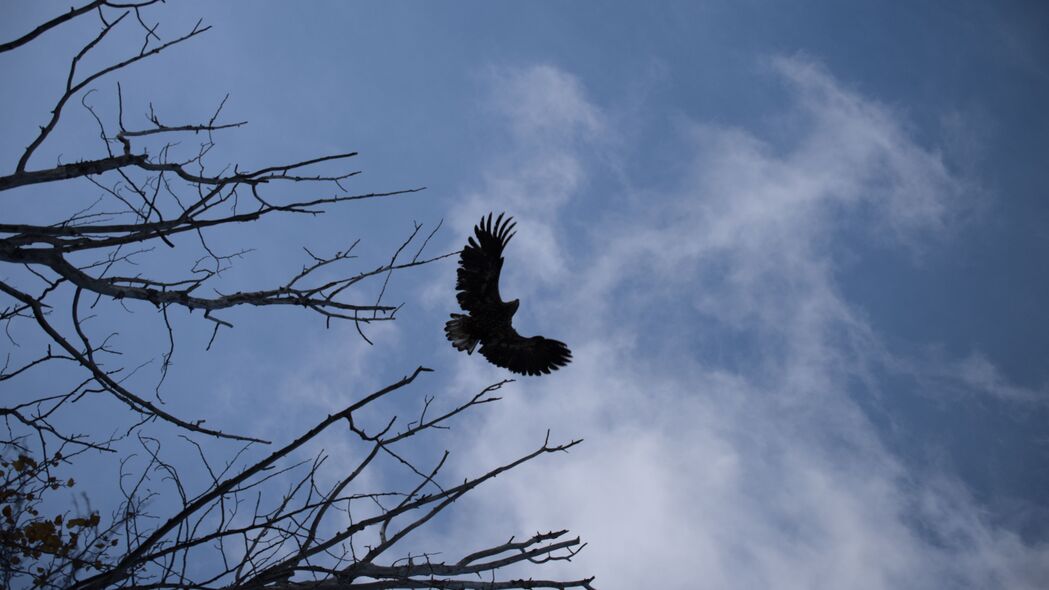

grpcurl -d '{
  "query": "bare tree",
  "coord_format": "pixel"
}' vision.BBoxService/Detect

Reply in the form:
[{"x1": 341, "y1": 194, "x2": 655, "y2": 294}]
[{"x1": 0, "y1": 3, "x2": 593, "y2": 589}]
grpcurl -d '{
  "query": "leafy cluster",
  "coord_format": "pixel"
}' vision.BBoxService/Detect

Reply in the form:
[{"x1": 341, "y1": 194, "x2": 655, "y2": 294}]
[{"x1": 1, "y1": 451, "x2": 119, "y2": 588}]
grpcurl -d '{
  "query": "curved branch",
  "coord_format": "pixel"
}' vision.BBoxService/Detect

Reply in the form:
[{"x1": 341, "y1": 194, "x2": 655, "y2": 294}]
[
  {"x1": 0, "y1": 245, "x2": 398, "y2": 318},
  {"x1": 16, "y1": 17, "x2": 210, "y2": 172},
  {"x1": 0, "y1": 280, "x2": 268, "y2": 444},
  {"x1": 70, "y1": 367, "x2": 433, "y2": 590},
  {"x1": 0, "y1": 1, "x2": 106, "y2": 54}
]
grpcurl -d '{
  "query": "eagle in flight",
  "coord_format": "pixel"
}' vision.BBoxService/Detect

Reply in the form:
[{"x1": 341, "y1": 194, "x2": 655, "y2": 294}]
[{"x1": 445, "y1": 213, "x2": 572, "y2": 376}]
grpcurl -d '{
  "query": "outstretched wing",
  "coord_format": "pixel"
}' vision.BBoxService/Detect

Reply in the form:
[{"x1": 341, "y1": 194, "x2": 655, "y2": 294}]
[
  {"x1": 455, "y1": 213, "x2": 517, "y2": 313},
  {"x1": 479, "y1": 329, "x2": 572, "y2": 376}
]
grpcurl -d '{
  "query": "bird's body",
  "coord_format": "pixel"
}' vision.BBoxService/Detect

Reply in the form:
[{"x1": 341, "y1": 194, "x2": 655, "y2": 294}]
[{"x1": 445, "y1": 213, "x2": 571, "y2": 376}]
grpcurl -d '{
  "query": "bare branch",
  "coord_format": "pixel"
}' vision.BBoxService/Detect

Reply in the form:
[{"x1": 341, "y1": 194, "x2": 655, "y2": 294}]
[
  {"x1": 1, "y1": 5, "x2": 591, "y2": 590},
  {"x1": 0, "y1": 1, "x2": 106, "y2": 54},
  {"x1": 16, "y1": 16, "x2": 210, "y2": 173},
  {"x1": 0, "y1": 280, "x2": 268, "y2": 444}
]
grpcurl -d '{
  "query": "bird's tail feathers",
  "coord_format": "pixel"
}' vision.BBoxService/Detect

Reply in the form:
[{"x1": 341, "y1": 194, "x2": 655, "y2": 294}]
[{"x1": 445, "y1": 314, "x2": 479, "y2": 354}]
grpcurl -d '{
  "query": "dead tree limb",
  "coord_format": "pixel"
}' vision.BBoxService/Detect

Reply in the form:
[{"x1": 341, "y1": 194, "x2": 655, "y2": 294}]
[{"x1": 1, "y1": 4, "x2": 593, "y2": 589}]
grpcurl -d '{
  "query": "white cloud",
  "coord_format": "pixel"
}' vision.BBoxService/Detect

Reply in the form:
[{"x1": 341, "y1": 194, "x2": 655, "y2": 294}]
[
  {"x1": 909, "y1": 350, "x2": 1049, "y2": 405},
  {"x1": 425, "y1": 58, "x2": 1049, "y2": 589},
  {"x1": 444, "y1": 64, "x2": 608, "y2": 297},
  {"x1": 488, "y1": 64, "x2": 605, "y2": 147}
]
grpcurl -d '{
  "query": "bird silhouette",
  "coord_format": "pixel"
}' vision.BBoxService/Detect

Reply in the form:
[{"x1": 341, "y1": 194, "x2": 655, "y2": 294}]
[{"x1": 445, "y1": 213, "x2": 571, "y2": 376}]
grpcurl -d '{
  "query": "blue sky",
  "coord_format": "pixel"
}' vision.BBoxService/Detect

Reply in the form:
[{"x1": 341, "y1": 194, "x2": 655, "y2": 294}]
[{"x1": 2, "y1": 1, "x2": 1048, "y2": 588}]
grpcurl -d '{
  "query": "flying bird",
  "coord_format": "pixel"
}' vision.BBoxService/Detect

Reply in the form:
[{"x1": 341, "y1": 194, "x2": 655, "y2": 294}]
[{"x1": 445, "y1": 213, "x2": 572, "y2": 376}]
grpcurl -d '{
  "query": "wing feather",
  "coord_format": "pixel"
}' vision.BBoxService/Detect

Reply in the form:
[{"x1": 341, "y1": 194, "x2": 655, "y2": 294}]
[
  {"x1": 479, "y1": 328, "x2": 573, "y2": 376},
  {"x1": 455, "y1": 213, "x2": 516, "y2": 313}
]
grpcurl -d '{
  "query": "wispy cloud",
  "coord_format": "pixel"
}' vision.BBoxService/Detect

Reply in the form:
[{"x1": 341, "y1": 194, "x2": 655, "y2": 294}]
[
  {"x1": 425, "y1": 58, "x2": 1048, "y2": 589},
  {"x1": 452, "y1": 65, "x2": 607, "y2": 293}
]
